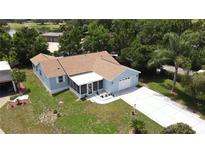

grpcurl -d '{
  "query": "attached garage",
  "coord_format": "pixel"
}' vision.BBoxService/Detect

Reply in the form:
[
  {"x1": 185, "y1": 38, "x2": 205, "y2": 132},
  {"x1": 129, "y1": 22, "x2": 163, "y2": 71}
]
[{"x1": 119, "y1": 77, "x2": 131, "y2": 91}]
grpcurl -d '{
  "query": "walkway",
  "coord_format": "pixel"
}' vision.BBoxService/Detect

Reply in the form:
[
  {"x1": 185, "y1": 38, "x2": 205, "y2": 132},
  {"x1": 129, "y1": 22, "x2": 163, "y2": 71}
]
[
  {"x1": 89, "y1": 87, "x2": 205, "y2": 133},
  {"x1": 120, "y1": 87, "x2": 205, "y2": 134}
]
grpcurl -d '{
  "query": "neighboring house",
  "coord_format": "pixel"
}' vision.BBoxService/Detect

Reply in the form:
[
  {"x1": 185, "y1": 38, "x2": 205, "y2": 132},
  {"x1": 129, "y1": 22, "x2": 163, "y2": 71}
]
[
  {"x1": 42, "y1": 32, "x2": 63, "y2": 53},
  {"x1": 42, "y1": 32, "x2": 63, "y2": 42},
  {"x1": 197, "y1": 70, "x2": 205, "y2": 73},
  {"x1": 30, "y1": 51, "x2": 141, "y2": 98},
  {"x1": 0, "y1": 61, "x2": 17, "y2": 96},
  {"x1": 162, "y1": 65, "x2": 195, "y2": 75}
]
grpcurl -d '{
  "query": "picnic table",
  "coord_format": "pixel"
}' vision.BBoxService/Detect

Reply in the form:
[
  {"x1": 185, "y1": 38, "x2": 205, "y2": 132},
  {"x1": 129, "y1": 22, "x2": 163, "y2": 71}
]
[{"x1": 7, "y1": 94, "x2": 30, "y2": 109}]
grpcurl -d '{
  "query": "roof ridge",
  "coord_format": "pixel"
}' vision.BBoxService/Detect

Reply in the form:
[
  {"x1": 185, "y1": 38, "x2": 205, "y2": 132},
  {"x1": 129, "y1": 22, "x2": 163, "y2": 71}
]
[
  {"x1": 59, "y1": 51, "x2": 108, "y2": 59},
  {"x1": 41, "y1": 53, "x2": 52, "y2": 60},
  {"x1": 56, "y1": 58, "x2": 67, "y2": 76},
  {"x1": 100, "y1": 57, "x2": 121, "y2": 66}
]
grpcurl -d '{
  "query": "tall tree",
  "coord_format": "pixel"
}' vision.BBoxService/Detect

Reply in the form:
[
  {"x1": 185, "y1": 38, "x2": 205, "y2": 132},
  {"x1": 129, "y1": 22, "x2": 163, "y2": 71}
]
[
  {"x1": 82, "y1": 22, "x2": 111, "y2": 52},
  {"x1": 0, "y1": 30, "x2": 18, "y2": 66},
  {"x1": 120, "y1": 38, "x2": 156, "y2": 74},
  {"x1": 13, "y1": 27, "x2": 48, "y2": 66},
  {"x1": 0, "y1": 30, "x2": 12, "y2": 55},
  {"x1": 181, "y1": 30, "x2": 205, "y2": 70},
  {"x1": 137, "y1": 19, "x2": 193, "y2": 45},
  {"x1": 148, "y1": 32, "x2": 188, "y2": 92},
  {"x1": 59, "y1": 23, "x2": 83, "y2": 55},
  {"x1": 110, "y1": 20, "x2": 138, "y2": 54}
]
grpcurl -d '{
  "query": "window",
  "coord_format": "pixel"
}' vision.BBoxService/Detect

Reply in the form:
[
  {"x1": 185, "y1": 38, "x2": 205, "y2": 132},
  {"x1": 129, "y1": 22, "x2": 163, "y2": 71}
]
[
  {"x1": 58, "y1": 76, "x2": 64, "y2": 83},
  {"x1": 70, "y1": 79, "x2": 80, "y2": 94},
  {"x1": 99, "y1": 80, "x2": 103, "y2": 89},
  {"x1": 93, "y1": 82, "x2": 97, "y2": 91},
  {"x1": 81, "y1": 84, "x2": 87, "y2": 94},
  {"x1": 39, "y1": 70, "x2": 42, "y2": 76},
  {"x1": 36, "y1": 65, "x2": 38, "y2": 71}
]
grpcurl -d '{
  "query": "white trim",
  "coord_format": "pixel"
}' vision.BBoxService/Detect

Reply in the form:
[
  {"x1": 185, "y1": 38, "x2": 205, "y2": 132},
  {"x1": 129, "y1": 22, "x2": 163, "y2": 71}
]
[
  {"x1": 56, "y1": 75, "x2": 65, "y2": 84},
  {"x1": 70, "y1": 72, "x2": 103, "y2": 86},
  {"x1": 56, "y1": 77, "x2": 59, "y2": 83},
  {"x1": 127, "y1": 68, "x2": 141, "y2": 74},
  {"x1": 34, "y1": 71, "x2": 51, "y2": 92},
  {"x1": 87, "y1": 83, "x2": 93, "y2": 95},
  {"x1": 110, "y1": 68, "x2": 140, "y2": 81},
  {"x1": 69, "y1": 86, "x2": 81, "y2": 98},
  {"x1": 12, "y1": 80, "x2": 17, "y2": 92}
]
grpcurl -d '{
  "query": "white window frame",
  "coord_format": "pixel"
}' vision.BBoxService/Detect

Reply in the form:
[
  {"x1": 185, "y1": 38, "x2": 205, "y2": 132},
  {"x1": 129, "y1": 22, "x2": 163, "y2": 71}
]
[{"x1": 56, "y1": 76, "x2": 65, "y2": 84}]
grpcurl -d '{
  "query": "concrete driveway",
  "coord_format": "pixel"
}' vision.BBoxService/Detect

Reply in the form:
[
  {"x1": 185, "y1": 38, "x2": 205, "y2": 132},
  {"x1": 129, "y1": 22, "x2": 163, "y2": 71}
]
[
  {"x1": 0, "y1": 96, "x2": 9, "y2": 134},
  {"x1": 120, "y1": 87, "x2": 205, "y2": 134},
  {"x1": 0, "y1": 96, "x2": 9, "y2": 108}
]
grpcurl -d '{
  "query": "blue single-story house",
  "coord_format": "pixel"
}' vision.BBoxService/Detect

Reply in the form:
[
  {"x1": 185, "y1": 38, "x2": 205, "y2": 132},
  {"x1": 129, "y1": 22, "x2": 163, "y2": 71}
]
[{"x1": 30, "y1": 51, "x2": 140, "y2": 98}]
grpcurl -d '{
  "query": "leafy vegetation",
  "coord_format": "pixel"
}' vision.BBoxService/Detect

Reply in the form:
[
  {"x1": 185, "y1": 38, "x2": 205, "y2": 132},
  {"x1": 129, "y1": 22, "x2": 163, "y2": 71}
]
[
  {"x1": 130, "y1": 118, "x2": 147, "y2": 134},
  {"x1": 8, "y1": 22, "x2": 61, "y2": 32},
  {"x1": 1, "y1": 19, "x2": 205, "y2": 128},
  {"x1": 13, "y1": 27, "x2": 49, "y2": 65},
  {"x1": 161, "y1": 123, "x2": 196, "y2": 134},
  {"x1": 183, "y1": 73, "x2": 205, "y2": 102},
  {"x1": 11, "y1": 69, "x2": 26, "y2": 84}
]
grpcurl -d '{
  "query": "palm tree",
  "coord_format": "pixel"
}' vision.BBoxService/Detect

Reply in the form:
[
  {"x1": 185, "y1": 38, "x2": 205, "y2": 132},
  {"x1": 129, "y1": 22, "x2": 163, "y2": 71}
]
[{"x1": 148, "y1": 32, "x2": 187, "y2": 92}]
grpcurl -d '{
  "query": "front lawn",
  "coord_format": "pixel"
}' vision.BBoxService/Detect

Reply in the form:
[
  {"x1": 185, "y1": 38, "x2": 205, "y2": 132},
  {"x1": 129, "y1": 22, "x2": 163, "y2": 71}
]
[
  {"x1": 0, "y1": 69, "x2": 163, "y2": 134},
  {"x1": 141, "y1": 76, "x2": 205, "y2": 119}
]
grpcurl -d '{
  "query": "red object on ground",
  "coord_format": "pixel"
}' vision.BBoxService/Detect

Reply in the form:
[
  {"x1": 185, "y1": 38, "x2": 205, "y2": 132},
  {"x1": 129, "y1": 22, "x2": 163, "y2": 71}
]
[
  {"x1": 18, "y1": 82, "x2": 26, "y2": 94},
  {"x1": 171, "y1": 88, "x2": 177, "y2": 94}
]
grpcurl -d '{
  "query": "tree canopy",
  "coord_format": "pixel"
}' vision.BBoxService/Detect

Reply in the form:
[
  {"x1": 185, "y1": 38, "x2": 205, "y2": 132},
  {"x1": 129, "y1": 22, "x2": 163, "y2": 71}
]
[
  {"x1": 59, "y1": 23, "x2": 83, "y2": 56},
  {"x1": 82, "y1": 21, "x2": 111, "y2": 52},
  {"x1": 13, "y1": 27, "x2": 49, "y2": 66},
  {"x1": 1, "y1": 19, "x2": 205, "y2": 103},
  {"x1": 12, "y1": 68, "x2": 26, "y2": 84},
  {"x1": 184, "y1": 72, "x2": 205, "y2": 102}
]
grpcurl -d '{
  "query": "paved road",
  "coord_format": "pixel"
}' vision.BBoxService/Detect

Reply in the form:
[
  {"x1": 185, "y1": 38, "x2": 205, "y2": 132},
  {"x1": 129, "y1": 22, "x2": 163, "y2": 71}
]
[
  {"x1": 0, "y1": 129, "x2": 5, "y2": 134},
  {"x1": 0, "y1": 96, "x2": 10, "y2": 134},
  {"x1": 0, "y1": 96, "x2": 9, "y2": 108},
  {"x1": 120, "y1": 87, "x2": 205, "y2": 134}
]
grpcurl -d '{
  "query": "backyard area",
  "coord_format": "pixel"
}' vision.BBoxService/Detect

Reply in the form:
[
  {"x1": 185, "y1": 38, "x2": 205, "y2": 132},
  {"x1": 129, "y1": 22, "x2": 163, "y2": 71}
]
[
  {"x1": 7, "y1": 22, "x2": 62, "y2": 32},
  {"x1": 0, "y1": 69, "x2": 162, "y2": 134},
  {"x1": 141, "y1": 76, "x2": 205, "y2": 119}
]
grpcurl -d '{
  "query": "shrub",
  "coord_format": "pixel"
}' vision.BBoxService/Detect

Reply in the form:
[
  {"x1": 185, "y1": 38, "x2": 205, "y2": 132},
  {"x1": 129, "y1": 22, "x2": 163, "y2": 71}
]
[
  {"x1": 130, "y1": 118, "x2": 147, "y2": 134},
  {"x1": 183, "y1": 73, "x2": 205, "y2": 103},
  {"x1": 11, "y1": 69, "x2": 26, "y2": 84},
  {"x1": 161, "y1": 123, "x2": 196, "y2": 134}
]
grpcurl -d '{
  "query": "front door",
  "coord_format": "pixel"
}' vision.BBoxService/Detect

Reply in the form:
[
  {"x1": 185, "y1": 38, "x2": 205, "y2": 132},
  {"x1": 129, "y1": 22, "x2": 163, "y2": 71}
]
[{"x1": 87, "y1": 83, "x2": 93, "y2": 95}]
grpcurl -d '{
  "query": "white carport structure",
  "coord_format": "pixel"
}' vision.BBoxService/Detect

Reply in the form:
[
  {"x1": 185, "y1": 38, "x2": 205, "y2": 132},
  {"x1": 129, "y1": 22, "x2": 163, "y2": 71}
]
[
  {"x1": 0, "y1": 61, "x2": 17, "y2": 92},
  {"x1": 69, "y1": 72, "x2": 104, "y2": 97}
]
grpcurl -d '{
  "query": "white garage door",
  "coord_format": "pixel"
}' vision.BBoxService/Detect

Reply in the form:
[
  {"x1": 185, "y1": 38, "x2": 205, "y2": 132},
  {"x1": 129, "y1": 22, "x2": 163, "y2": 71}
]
[{"x1": 119, "y1": 77, "x2": 131, "y2": 91}]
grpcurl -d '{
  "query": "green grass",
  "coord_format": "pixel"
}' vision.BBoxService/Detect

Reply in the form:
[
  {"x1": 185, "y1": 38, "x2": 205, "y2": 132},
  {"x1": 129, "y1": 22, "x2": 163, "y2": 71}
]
[
  {"x1": 8, "y1": 22, "x2": 62, "y2": 32},
  {"x1": 141, "y1": 76, "x2": 205, "y2": 119},
  {"x1": 0, "y1": 69, "x2": 163, "y2": 134}
]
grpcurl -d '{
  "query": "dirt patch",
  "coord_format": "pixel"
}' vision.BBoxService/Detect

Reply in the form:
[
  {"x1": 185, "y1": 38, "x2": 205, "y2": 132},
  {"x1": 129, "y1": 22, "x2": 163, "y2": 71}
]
[{"x1": 39, "y1": 110, "x2": 58, "y2": 126}]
